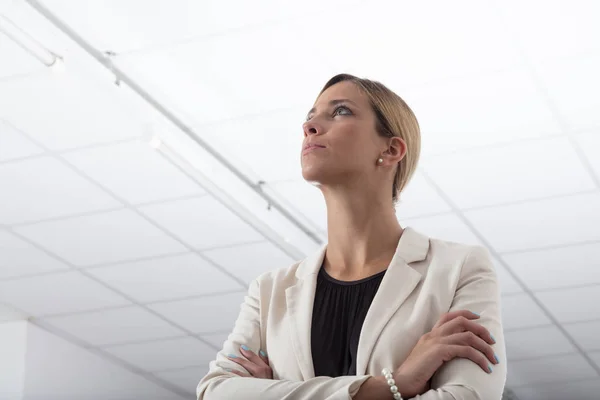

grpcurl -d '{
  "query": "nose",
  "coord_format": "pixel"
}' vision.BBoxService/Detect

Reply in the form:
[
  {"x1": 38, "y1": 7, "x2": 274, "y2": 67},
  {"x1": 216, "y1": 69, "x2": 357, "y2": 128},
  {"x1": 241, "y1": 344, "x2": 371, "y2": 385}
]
[{"x1": 303, "y1": 120, "x2": 321, "y2": 137}]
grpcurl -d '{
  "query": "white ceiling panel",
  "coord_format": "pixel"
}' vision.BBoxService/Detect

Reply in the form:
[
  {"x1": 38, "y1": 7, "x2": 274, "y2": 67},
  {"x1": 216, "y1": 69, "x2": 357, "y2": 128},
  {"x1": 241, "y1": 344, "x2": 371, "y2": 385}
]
[
  {"x1": 423, "y1": 137, "x2": 595, "y2": 209},
  {"x1": 536, "y1": 55, "x2": 600, "y2": 131},
  {"x1": 513, "y1": 378, "x2": 600, "y2": 400},
  {"x1": 0, "y1": 271, "x2": 130, "y2": 316},
  {"x1": 0, "y1": 71, "x2": 145, "y2": 150},
  {"x1": 564, "y1": 320, "x2": 600, "y2": 352},
  {"x1": 504, "y1": 325, "x2": 575, "y2": 361},
  {"x1": 577, "y1": 131, "x2": 600, "y2": 179},
  {"x1": 0, "y1": 120, "x2": 44, "y2": 162},
  {"x1": 270, "y1": 180, "x2": 327, "y2": 232},
  {"x1": 88, "y1": 253, "x2": 242, "y2": 303},
  {"x1": 0, "y1": 230, "x2": 68, "y2": 279},
  {"x1": 203, "y1": 241, "x2": 296, "y2": 285},
  {"x1": 507, "y1": 353, "x2": 596, "y2": 387},
  {"x1": 536, "y1": 286, "x2": 600, "y2": 323},
  {"x1": 63, "y1": 140, "x2": 205, "y2": 204},
  {"x1": 105, "y1": 337, "x2": 215, "y2": 372},
  {"x1": 304, "y1": 0, "x2": 520, "y2": 88},
  {"x1": 148, "y1": 291, "x2": 246, "y2": 334},
  {"x1": 154, "y1": 366, "x2": 207, "y2": 395},
  {"x1": 198, "y1": 331, "x2": 230, "y2": 349},
  {"x1": 0, "y1": 28, "x2": 45, "y2": 78},
  {"x1": 41, "y1": 0, "x2": 362, "y2": 54},
  {"x1": 502, "y1": 242, "x2": 600, "y2": 291},
  {"x1": 13, "y1": 209, "x2": 187, "y2": 266},
  {"x1": 41, "y1": 306, "x2": 185, "y2": 346},
  {"x1": 499, "y1": 0, "x2": 600, "y2": 62},
  {"x1": 465, "y1": 193, "x2": 600, "y2": 253},
  {"x1": 395, "y1": 171, "x2": 452, "y2": 219},
  {"x1": 0, "y1": 156, "x2": 120, "y2": 225},
  {"x1": 401, "y1": 213, "x2": 482, "y2": 246},
  {"x1": 590, "y1": 352, "x2": 600, "y2": 371},
  {"x1": 501, "y1": 294, "x2": 551, "y2": 330},
  {"x1": 196, "y1": 109, "x2": 305, "y2": 182},
  {"x1": 115, "y1": 21, "x2": 335, "y2": 126},
  {"x1": 0, "y1": 301, "x2": 27, "y2": 322},
  {"x1": 400, "y1": 68, "x2": 561, "y2": 157},
  {"x1": 139, "y1": 196, "x2": 263, "y2": 250},
  {"x1": 494, "y1": 261, "x2": 524, "y2": 295}
]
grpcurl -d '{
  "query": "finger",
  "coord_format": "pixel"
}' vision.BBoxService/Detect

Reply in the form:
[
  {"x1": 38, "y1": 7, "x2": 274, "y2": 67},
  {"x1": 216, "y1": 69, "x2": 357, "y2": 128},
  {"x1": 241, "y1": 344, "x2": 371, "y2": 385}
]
[
  {"x1": 439, "y1": 316, "x2": 495, "y2": 345},
  {"x1": 258, "y1": 349, "x2": 269, "y2": 364},
  {"x1": 226, "y1": 354, "x2": 256, "y2": 375},
  {"x1": 433, "y1": 310, "x2": 480, "y2": 330},
  {"x1": 240, "y1": 346, "x2": 269, "y2": 368},
  {"x1": 443, "y1": 332, "x2": 499, "y2": 365},
  {"x1": 444, "y1": 344, "x2": 493, "y2": 374},
  {"x1": 226, "y1": 368, "x2": 249, "y2": 377}
]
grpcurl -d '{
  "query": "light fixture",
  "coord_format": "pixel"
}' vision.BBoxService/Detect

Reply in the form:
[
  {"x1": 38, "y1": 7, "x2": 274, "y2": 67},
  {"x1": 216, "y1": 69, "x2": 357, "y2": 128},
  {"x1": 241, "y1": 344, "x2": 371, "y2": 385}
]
[{"x1": 0, "y1": 14, "x2": 61, "y2": 68}]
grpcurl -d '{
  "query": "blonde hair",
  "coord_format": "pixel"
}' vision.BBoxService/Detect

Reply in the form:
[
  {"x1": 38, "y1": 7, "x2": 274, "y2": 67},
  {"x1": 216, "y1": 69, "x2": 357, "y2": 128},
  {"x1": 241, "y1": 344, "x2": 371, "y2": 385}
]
[{"x1": 319, "y1": 74, "x2": 421, "y2": 202}]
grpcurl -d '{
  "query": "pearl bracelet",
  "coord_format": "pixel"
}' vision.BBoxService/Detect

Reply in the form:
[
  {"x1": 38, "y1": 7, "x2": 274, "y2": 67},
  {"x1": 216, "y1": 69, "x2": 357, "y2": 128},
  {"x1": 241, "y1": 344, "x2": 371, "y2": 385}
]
[{"x1": 381, "y1": 369, "x2": 403, "y2": 400}]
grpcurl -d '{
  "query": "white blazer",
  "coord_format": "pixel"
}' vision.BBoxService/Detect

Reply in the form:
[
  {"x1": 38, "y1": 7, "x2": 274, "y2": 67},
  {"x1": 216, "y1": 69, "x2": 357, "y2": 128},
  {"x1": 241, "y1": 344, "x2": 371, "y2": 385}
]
[{"x1": 197, "y1": 227, "x2": 507, "y2": 399}]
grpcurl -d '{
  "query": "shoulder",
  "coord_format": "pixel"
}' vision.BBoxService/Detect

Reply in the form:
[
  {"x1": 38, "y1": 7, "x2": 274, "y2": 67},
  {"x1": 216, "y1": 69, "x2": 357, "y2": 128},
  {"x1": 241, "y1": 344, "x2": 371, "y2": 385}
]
[{"x1": 424, "y1": 235, "x2": 496, "y2": 280}]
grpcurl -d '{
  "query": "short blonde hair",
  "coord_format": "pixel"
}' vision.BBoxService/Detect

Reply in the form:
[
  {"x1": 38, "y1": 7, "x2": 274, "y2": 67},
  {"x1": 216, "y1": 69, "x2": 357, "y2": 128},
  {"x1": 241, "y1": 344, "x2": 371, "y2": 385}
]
[{"x1": 319, "y1": 74, "x2": 421, "y2": 202}]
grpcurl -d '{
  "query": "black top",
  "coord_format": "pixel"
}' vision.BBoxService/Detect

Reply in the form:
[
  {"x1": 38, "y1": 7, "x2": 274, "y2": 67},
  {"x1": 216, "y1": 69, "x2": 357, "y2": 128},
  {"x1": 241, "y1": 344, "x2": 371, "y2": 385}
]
[{"x1": 311, "y1": 266, "x2": 386, "y2": 377}]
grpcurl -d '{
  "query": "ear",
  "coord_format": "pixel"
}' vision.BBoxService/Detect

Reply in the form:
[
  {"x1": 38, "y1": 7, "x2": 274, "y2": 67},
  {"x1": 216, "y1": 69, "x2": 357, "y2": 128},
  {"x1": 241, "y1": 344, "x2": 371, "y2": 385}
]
[{"x1": 383, "y1": 137, "x2": 407, "y2": 164}]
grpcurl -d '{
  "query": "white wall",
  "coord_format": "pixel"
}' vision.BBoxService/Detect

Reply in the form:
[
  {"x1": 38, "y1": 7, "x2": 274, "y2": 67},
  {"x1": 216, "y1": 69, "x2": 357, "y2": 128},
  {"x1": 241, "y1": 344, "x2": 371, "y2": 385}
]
[{"x1": 0, "y1": 321, "x2": 27, "y2": 400}]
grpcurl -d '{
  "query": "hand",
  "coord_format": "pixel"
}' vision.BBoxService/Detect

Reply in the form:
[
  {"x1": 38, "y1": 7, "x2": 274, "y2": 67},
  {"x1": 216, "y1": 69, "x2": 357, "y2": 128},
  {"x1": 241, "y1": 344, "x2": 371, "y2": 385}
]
[
  {"x1": 393, "y1": 310, "x2": 499, "y2": 398},
  {"x1": 226, "y1": 345, "x2": 273, "y2": 379}
]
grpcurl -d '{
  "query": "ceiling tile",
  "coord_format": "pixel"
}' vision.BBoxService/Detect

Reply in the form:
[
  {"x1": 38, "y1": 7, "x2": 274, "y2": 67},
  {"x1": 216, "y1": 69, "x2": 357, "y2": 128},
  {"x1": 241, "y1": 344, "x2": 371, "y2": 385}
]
[
  {"x1": 502, "y1": 242, "x2": 600, "y2": 291},
  {"x1": 464, "y1": 193, "x2": 600, "y2": 252},
  {"x1": 198, "y1": 109, "x2": 305, "y2": 182},
  {"x1": 507, "y1": 353, "x2": 596, "y2": 387},
  {"x1": 590, "y1": 352, "x2": 600, "y2": 371},
  {"x1": 564, "y1": 320, "x2": 600, "y2": 352},
  {"x1": 0, "y1": 25, "x2": 45, "y2": 78},
  {"x1": 198, "y1": 332, "x2": 230, "y2": 349},
  {"x1": 494, "y1": 260, "x2": 524, "y2": 295},
  {"x1": 536, "y1": 286, "x2": 600, "y2": 323},
  {"x1": 0, "y1": 120, "x2": 44, "y2": 162},
  {"x1": 0, "y1": 301, "x2": 28, "y2": 323},
  {"x1": 0, "y1": 271, "x2": 130, "y2": 316},
  {"x1": 41, "y1": 306, "x2": 185, "y2": 346},
  {"x1": 502, "y1": 294, "x2": 551, "y2": 330},
  {"x1": 577, "y1": 131, "x2": 600, "y2": 180},
  {"x1": 499, "y1": 0, "x2": 600, "y2": 61},
  {"x1": 504, "y1": 326, "x2": 575, "y2": 361},
  {"x1": 396, "y1": 171, "x2": 452, "y2": 219},
  {"x1": 13, "y1": 209, "x2": 187, "y2": 266},
  {"x1": 139, "y1": 196, "x2": 263, "y2": 250},
  {"x1": 105, "y1": 337, "x2": 215, "y2": 372},
  {"x1": 0, "y1": 156, "x2": 121, "y2": 225},
  {"x1": 423, "y1": 137, "x2": 595, "y2": 208},
  {"x1": 513, "y1": 378, "x2": 600, "y2": 400},
  {"x1": 270, "y1": 180, "x2": 327, "y2": 232},
  {"x1": 148, "y1": 291, "x2": 246, "y2": 334},
  {"x1": 203, "y1": 241, "x2": 295, "y2": 285},
  {"x1": 400, "y1": 68, "x2": 561, "y2": 157},
  {"x1": 88, "y1": 253, "x2": 242, "y2": 303},
  {"x1": 536, "y1": 55, "x2": 600, "y2": 131},
  {"x1": 154, "y1": 366, "x2": 207, "y2": 395},
  {"x1": 401, "y1": 213, "x2": 482, "y2": 246},
  {"x1": 0, "y1": 230, "x2": 68, "y2": 279},
  {"x1": 0, "y1": 71, "x2": 145, "y2": 150},
  {"x1": 63, "y1": 140, "x2": 205, "y2": 204}
]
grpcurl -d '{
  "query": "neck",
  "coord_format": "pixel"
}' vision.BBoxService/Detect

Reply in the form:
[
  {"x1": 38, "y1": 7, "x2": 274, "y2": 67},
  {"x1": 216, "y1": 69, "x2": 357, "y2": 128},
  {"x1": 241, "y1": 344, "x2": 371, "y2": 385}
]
[{"x1": 321, "y1": 187, "x2": 403, "y2": 280}]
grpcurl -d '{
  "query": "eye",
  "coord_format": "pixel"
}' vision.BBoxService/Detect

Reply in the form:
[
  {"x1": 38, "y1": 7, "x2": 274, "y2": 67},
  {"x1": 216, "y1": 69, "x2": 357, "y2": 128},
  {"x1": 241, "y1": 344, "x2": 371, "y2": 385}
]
[{"x1": 333, "y1": 105, "x2": 353, "y2": 117}]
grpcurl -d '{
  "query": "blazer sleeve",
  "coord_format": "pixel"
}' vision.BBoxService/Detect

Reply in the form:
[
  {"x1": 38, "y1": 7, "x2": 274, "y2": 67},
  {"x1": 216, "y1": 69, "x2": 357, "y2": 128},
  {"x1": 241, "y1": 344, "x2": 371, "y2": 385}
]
[
  {"x1": 196, "y1": 277, "x2": 371, "y2": 400},
  {"x1": 411, "y1": 245, "x2": 508, "y2": 400}
]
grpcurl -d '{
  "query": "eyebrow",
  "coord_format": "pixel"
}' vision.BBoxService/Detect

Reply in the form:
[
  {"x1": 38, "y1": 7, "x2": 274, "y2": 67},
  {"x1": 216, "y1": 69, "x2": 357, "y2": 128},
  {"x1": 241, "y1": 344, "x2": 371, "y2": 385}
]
[{"x1": 306, "y1": 98, "x2": 358, "y2": 118}]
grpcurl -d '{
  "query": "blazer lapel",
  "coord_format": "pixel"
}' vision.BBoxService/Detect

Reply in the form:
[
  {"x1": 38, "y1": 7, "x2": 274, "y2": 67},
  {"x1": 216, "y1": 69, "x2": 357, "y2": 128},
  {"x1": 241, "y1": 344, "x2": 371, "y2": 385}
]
[
  {"x1": 355, "y1": 227, "x2": 429, "y2": 375},
  {"x1": 285, "y1": 245, "x2": 326, "y2": 380}
]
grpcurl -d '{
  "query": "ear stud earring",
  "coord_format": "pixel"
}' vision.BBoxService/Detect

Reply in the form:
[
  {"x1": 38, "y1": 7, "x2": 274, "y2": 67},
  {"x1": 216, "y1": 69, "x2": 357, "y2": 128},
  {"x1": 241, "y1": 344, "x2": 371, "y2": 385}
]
[{"x1": 377, "y1": 158, "x2": 384, "y2": 165}]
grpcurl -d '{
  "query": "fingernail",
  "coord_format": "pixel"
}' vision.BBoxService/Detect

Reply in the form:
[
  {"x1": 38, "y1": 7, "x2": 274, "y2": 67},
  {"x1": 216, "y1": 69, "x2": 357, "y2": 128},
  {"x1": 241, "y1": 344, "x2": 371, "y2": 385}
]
[
  {"x1": 488, "y1": 364, "x2": 493, "y2": 373},
  {"x1": 490, "y1": 334, "x2": 496, "y2": 343},
  {"x1": 472, "y1": 311, "x2": 480, "y2": 316},
  {"x1": 227, "y1": 354, "x2": 238, "y2": 358},
  {"x1": 494, "y1": 354, "x2": 500, "y2": 364},
  {"x1": 259, "y1": 350, "x2": 267, "y2": 357},
  {"x1": 240, "y1": 345, "x2": 250, "y2": 351}
]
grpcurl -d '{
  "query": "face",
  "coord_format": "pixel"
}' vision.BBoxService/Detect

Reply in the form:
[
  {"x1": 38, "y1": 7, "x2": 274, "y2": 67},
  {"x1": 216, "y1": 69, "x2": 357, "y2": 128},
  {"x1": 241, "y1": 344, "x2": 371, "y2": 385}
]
[{"x1": 301, "y1": 81, "x2": 387, "y2": 187}]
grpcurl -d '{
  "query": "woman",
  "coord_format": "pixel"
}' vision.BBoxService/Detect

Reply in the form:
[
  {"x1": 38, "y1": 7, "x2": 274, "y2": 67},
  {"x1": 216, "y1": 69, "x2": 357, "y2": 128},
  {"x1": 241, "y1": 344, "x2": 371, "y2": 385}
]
[{"x1": 197, "y1": 74, "x2": 507, "y2": 399}]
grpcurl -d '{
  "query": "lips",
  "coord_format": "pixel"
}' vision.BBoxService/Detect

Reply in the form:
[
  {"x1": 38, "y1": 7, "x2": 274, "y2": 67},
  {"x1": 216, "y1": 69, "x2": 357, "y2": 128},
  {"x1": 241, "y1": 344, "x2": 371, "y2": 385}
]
[{"x1": 303, "y1": 143, "x2": 326, "y2": 151}]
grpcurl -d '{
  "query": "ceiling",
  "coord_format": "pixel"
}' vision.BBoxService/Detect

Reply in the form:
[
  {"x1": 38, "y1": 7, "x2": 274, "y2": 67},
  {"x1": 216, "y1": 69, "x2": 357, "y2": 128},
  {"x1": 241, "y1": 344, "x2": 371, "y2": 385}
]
[{"x1": 1, "y1": 0, "x2": 599, "y2": 399}]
